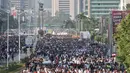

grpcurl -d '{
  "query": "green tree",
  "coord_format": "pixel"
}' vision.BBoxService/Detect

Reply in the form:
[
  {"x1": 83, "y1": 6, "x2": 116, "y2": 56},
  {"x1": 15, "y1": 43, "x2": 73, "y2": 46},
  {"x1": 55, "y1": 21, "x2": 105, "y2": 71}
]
[
  {"x1": 76, "y1": 13, "x2": 99, "y2": 32},
  {"x1": 76, "y1": 13, "x2": 88, "y2": 31},
  {"x1": 0, "y1": 15, "x2": 18, "y2": 33},
  {"x1": 64, "y1": 20, "x2": 76, "y2": 28},
  {"x1": 89, "y1": 16, "x2": 99, "y2": 31},
  {"x1": 126, "y1": 4, "x2": 130, "y2": 10},
  {"x1": 114, "y1": 14, "x2": 130, "y2": 72},
  {"x1": 94, "y1": 35, "x2": 102, "y2": 42},
  {"x1": 49, "y1": 11, "x2": 71, "y2": 27}
]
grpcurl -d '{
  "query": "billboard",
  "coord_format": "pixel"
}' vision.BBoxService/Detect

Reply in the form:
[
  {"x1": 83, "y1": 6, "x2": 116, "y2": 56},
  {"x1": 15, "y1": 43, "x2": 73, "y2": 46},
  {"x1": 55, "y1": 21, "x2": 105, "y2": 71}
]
[
  {"x1": 80, "y1": 31, "x2": 91, "y2": 39},
  {"x1": 112, "y1": 10, "x2": 130, "y2": 33}
]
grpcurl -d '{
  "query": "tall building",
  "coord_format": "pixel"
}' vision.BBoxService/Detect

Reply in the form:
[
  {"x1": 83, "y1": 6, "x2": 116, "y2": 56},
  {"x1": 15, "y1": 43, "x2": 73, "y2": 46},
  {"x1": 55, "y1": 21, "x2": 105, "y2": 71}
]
[
  {"x1": 10, "y1": 0, "x2": 35, "y2": 10},
  {"x1": 52, "y1": 0, "x2": 76, "y2": 19},
  {"x1": 0, "y1": 0, "x2": 9, "y2": 19},
  {"x1": 0, "y1": 0, "x2": 9, "y2": 33},
  {"x1": 77, "y1": 0, "x2": 86, "y2": 14},
  {"x1": 120, "y1": 0, "x2": 130, "y2": 10},
  {"x1": 86, "y1": 0, "x2": 120, "y2": 18},
  {"x1": 0, "y1": 0, "x2": 8, "y2": 9}
]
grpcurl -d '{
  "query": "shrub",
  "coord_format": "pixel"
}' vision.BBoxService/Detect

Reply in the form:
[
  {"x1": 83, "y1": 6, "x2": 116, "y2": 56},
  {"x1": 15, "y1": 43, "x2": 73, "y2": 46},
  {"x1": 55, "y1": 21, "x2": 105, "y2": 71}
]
[
  {"x1": 0, "y1": 62, "x2": 23, "y2": 73},
  {"x1": 21, "y1": 57, "x2": 29, "y2": 63}
]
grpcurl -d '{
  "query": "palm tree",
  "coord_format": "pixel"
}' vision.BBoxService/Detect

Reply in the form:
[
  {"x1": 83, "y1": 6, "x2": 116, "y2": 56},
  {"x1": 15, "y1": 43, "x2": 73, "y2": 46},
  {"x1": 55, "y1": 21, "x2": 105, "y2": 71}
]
[
  {"x1": 76, "y1": 13, "x2": 85, "y2": 31},
  {"x1": 126, "y1": 3, "x2": 130, "y2": 10},
  {"x1": 76, "y1": 13, "x2": 100, "y2": 32},
  {"x1": 76, "y1": 13, "x2": 90, "y2": 31},
  {"x1": 64, "y1": 20, "x2": 76, "y2": 29},
  {"x1": 89, "y1": 16, "x2": 99, "y2": 31}
]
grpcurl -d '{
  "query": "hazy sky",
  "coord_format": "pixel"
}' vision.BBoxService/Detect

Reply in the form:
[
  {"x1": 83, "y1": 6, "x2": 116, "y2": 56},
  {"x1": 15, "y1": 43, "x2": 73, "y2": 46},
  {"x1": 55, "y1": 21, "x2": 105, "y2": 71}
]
[{"x1": 42, "y1": 0, "x2": 52, "y2": 8}]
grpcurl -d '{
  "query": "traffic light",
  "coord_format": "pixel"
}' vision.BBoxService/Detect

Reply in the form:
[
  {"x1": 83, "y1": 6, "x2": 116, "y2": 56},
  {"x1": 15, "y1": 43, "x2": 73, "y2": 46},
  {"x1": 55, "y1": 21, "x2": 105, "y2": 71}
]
[{"x1": 39, "y1": 3, "x2": 44, "y2": 11}]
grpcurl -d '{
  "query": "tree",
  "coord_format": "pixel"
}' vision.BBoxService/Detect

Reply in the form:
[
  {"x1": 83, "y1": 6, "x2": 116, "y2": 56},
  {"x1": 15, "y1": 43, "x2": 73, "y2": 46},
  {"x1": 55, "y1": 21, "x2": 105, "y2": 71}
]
[
  {"x1": 76, "y1": 13, "x2": 88, "y2": 31},
  {"x1": 64, "y1": 20, "x2": 76, "y2": 28},
  {"x1": 76, "y1": 13, "x2": 99, "y2": 32},
  {"x1": 48, "y1": 11, "x2": 71, "y2": 27},
  {"x1": 126, "y1": 4, "x2": 130, "y2": 10},
  {"x1": 94, "y1": 35, "x2": 102, "y2": 42},
  {"x1": 114, "y1": 14, "x2": 130, "y2": 72},
  {"x1": 0, "y1": 15, "x2": 18, "y2": 33},
  {"x1": 89, "y1": 16, "x2": 99, "y2": 31}
]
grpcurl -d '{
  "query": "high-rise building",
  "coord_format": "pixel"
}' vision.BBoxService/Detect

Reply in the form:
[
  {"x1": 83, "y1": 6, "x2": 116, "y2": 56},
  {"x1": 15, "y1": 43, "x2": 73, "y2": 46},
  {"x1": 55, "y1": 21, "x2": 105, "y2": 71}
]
[
  {"x1": 120, "y1": 0, "x2": 130, "y2": 10},
  {"x1": 77, "y1": 0, "x2": 86, "y2": 14},
  {"x1": 0, "y1": 0, "x2": 8, "y2": 10},
  {"x1": 86, "y1": 0, "x2": 120, "y2": 18},
  {"x1": 0, "y1": 0, "x2": 9, "y2": 18},
  {"x1": 0, "y1": 0, "x2": 9, "y2": 33},
  {"x1": 52, "y1": 0, "x2": 76, "y2": 19},
  {"x1": 0, "y1": 0, "x2": 9, "y2": 20},
  {"x1": 10, "y1": 0, "x2": 35, "y2": 10}
]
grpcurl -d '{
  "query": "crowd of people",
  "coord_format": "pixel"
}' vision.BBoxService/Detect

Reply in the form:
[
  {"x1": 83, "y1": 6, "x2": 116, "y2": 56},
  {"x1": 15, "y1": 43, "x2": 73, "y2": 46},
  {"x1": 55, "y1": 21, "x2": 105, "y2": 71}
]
[
  {"x1": 0, "y1": 35, "x2": 26, "y2": 62},
  {"x1": 23, "y1": 36, "x2": 126, "y2": 73}
]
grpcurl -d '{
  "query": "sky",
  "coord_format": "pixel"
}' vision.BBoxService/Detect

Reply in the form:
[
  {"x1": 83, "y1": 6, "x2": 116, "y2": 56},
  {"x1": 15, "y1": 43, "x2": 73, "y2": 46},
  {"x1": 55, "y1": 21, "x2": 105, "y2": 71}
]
[{"x1": 41, "y1": 0, "x2": 52, "y2": 8}]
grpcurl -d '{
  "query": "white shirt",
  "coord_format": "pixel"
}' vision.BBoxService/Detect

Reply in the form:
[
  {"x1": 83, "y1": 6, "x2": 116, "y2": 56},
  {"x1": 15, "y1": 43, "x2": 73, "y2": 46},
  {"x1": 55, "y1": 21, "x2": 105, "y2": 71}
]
[
  {"x1": 84, "y1": 70, "x2": 90, "y2": 73},
  {"x1": 78, "y1": 69, "x2": 83, "y2": 73}
]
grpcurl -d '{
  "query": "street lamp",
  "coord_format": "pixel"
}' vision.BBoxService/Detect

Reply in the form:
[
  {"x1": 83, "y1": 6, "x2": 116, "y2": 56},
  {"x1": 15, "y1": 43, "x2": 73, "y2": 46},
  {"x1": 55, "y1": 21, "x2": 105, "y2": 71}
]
[
  {"x1": 0, "y1": 8, "x2": 10, "y2": 68},
  {"x1": 17, "y1": 11, "x2": 26, "y2": 63},
  {"x1": 27, "y1": 9, "x2": 33, "y2": 35},
  {"x1": 38, "y1": 2, "x2": 44, "y2": 29},
  {"x1": 6, "y1": 11, "x2": 10, "y2": 69},
  {"x1": 18, "y1": 12, "x2": 21, "y2": 63}
]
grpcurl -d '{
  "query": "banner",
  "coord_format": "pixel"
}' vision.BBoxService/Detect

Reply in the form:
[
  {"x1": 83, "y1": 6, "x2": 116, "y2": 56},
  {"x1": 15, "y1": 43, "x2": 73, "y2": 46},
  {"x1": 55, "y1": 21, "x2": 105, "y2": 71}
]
[{"x1": 112, "y1": 10, "x2": 130, "y2": 33}]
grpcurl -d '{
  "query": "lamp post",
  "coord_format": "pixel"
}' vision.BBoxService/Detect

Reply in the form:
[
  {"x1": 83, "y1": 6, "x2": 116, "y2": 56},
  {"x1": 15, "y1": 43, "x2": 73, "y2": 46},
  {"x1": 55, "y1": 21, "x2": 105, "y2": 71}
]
[
  {"x1": 28, "y1": 9, "x2": 33, "y2": 35},
  {"x1": 6, "y1": 0, "x2": 11, "y2": 68},
  {"x1": 7, "y1": 11, "x2": 10, "y2": 68},
  {"x1": 18, "y1": 11, "x2": 26, "y2": 63},
  {"x1": 18, "y1": 12, "x2": 21, "y2": 63},
  {"x1": 0, "y1": 3, "x2": 11, "y2": 69},
  {"x1": 38, "y1": 2, "x2": 44, "y2": 29},
  {"x1": 108, "y1": 11, "x2": 113, "y2": 57},
  {"x1": 0, "y1": 5, "x2": 11, "y2": 69}
]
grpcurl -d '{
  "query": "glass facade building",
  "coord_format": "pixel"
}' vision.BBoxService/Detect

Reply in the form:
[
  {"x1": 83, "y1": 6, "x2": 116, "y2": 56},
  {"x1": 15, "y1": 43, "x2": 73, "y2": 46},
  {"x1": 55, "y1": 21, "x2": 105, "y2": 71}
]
[
  {"x1": 77, "y1": 0, "x2": 86, "y2": 14},
  {"x1": 86, "y1": 0, "x2": 120, "y2": 18},
  {"x1": 52, "y1": 0, "x2": 76, "y2": 19},
  {"x1": 0, "y1": 0, "x2": 9, "y2": 34}
]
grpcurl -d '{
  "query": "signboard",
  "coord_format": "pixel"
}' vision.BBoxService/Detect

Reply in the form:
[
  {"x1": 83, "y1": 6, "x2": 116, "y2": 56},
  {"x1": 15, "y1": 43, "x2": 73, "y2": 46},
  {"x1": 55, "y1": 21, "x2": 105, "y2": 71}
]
[
  {"x1": 80, "y1": 31, "x2": 91, "y2": 39},
  {"x1": 47, "y1": 29, "x2": 52, "y2": 34},
  {"x1": 25, "y1": 36, "x2": 33, "y2": 46},
  {"x1": 112, "y1": 10, "x2": 130, "y2": 33},
  {"x1": 43, "y1": 27, "x2": 46, "y2": 30},
  {"x1": 112, "y1": 11, "x2": 122, "y2": 25}
]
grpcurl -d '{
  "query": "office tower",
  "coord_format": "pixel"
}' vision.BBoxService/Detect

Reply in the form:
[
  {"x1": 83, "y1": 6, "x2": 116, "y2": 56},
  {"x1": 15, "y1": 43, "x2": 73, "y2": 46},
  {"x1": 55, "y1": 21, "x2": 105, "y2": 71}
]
[
  {"x1": 0, "y1": 0, "x2": 9, "y2": 22},
  {"x1": 10, "y1": 0, "x2": 35, "y2": 10},
  {"x1": 0, "y1": 0, "x2": 8, "y2": 9},
  {"x1": 52, "y1": 0, "x2": 76, "y2": 19},
  {"x1": 77, "y1": 0, "x2": 86, "y2": 14},
  {"x1": 86, "y1": 0, "x2": 120, "y2": 18}
]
